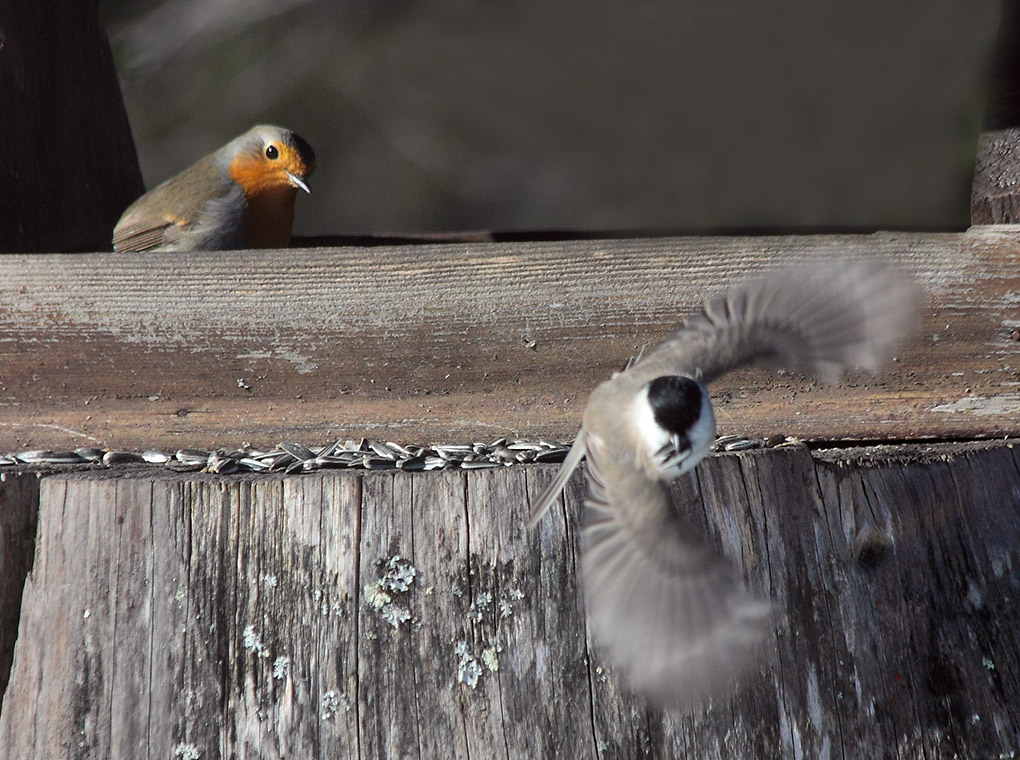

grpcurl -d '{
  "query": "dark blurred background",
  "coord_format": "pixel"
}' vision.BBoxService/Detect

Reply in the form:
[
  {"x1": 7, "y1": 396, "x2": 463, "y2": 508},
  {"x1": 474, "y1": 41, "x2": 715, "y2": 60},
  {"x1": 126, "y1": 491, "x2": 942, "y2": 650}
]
[{"x1": 100, "y1": 0, "x2": 1000, "y2": 236}]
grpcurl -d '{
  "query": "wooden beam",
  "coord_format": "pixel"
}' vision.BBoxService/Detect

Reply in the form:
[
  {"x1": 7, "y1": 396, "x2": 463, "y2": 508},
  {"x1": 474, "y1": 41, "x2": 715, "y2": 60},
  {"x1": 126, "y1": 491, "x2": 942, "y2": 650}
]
[
  {"x1": 0, "y1": 230, "x2": 1017, "y2": 452},
  {"x1": 1, "y1": 441, "x2": 1018, "y2": 757},
  {"x1": 972, "y1": 129, "x2": 1020, "y2": 224}
]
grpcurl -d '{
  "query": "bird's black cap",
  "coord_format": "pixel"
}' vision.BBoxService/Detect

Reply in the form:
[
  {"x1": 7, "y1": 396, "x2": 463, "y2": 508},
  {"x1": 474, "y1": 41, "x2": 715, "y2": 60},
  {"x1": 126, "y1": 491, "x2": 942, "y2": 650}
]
[{"x1": 647, "y1": 375, "x2": 703, "y2": 436}]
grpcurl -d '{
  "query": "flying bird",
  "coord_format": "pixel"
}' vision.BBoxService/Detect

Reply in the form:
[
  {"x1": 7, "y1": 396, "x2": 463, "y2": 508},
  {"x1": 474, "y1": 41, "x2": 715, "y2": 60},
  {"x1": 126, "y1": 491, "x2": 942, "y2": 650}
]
[
  {"x1": 112, "y1": 125, "x2": 315, "y2": 252},
  {"x1": 529, "y1": 259, "x2": 919, "y2": 709}
]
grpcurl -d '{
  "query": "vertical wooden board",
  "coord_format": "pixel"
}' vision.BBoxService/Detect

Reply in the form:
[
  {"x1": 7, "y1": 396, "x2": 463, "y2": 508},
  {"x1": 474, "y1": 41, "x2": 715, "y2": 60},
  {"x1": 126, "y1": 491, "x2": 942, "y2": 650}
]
[
  {"x1": 203, "y1": 475, "x2": 364, "y2": 759},
  {"x1": 314, "y1": 474, "x2": 362, "y2": 756},
  {"x1": 357, "y1": 471, "x2": 422, "y2": 758},
  {"x1": 939, "y1": 449, "x2": 1020, "y2": 751},
  {"x1": 406, "y1": 468, "x2": 471, "y2": 759},
  {"x1": 77, "y1": 478, "x2": 119, "y2": 759},
  {"x1": 854, "y1": 456, "x2": 1020, "y2": 758},
  {"x1": 518, "y1": 464, "x2": 599, "y2": 759},
  {"x1": 0, "y1": 472, "x2": 39, "y2": 709},
  {"x1": 231, "y1": 478, "x2": 284, "y2": 758},
  {"x1": 735, "y1": 447, "x2": 846, "y2": 758},
  {"x1": 0, "y1": 476, "x2": 150, "y2": 759},
  {"x1": 461, "y1": 466, "x2": 593, "y2": 758},
  {"x1": 180, "y1": 479, "x2": 238, "y2": 760},
  {"x1": 108, "y1": 478, "x2": 156, "y2": 758},
  {"x1": 851, "y1": 462, "x2": 941, "y2": 756},
  {"x1": 145, "y1": 478, "x2": 207, "y2": 759},
  {"x1": 811, "y1": 462, "x2": 905, "y2": 760},
  {"x1": 0, "y1": 479, "x2": 70, "y2": 758},
  {"x1": 139, "y1": 474, "x2": 364, "y2": 760},
  {"x1": 458, "y1": 466, "x2": 517, "y2": 758}
]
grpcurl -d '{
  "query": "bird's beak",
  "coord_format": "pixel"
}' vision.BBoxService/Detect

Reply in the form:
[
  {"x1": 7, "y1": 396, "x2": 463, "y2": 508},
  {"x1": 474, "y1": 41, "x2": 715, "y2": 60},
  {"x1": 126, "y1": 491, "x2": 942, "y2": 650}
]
[{"x1": 286, "y1": 172, "x2": 311, "y2": 194}]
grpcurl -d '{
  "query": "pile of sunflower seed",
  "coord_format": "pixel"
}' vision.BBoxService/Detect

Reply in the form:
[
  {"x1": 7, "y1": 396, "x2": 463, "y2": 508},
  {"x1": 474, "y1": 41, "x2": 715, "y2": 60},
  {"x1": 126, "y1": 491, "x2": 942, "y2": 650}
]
[{"x1": 0, "y1": 434, "x2": 763, "y2": 474}]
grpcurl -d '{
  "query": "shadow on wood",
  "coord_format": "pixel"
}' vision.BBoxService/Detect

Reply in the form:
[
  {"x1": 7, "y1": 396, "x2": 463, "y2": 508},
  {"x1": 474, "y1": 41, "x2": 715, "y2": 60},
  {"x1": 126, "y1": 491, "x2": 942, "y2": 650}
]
[
  {"x1": 1, "y1": 442, "x2": 1018, "y2": 758},
  {"x1": 0, "y1": 474, "x2": 39, "y2": 702}
]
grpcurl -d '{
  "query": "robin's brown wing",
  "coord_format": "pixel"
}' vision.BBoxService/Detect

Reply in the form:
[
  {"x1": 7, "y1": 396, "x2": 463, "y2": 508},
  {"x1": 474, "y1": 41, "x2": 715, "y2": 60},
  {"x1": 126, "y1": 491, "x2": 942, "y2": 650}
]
[{"x1": 112, "y1": 156, "x2": 225, "y2": 252}]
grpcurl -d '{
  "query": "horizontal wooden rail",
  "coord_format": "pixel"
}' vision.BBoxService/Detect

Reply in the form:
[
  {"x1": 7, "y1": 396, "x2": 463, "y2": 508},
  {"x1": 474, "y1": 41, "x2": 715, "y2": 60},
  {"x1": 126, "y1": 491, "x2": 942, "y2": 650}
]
[{"x1": 0, "y1": 229, "x2": 1017, "y2": 452}]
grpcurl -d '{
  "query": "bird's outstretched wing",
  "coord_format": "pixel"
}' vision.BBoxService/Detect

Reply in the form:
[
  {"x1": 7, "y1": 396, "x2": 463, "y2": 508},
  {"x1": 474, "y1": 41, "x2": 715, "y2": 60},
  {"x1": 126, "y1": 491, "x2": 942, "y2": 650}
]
[
  {"x1": 582, "y1": 434, "x2": 775, "y2": 709},
  {"x1": 632, "y1": 259, "x2": 920, "y2": 385},
  {"x1": 528, "y1": 428, "x2": 587, "y2": 526},
  {"x1": 528, "y1": 259, "x2": 919, "y2": 526}
]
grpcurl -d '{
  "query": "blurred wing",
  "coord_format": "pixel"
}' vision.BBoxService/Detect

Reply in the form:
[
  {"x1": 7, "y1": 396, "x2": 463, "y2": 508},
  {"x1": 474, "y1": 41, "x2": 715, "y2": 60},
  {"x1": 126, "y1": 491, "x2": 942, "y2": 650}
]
[
  {"x1": 582, "y1": 436, "x2": 775, "y2": 709},
  {"x1": 633, "y1": 259, "x2": 920, "y2": 385},
  {"x1": 527, "y1": 428, "x2": 586, "y2": 527}
]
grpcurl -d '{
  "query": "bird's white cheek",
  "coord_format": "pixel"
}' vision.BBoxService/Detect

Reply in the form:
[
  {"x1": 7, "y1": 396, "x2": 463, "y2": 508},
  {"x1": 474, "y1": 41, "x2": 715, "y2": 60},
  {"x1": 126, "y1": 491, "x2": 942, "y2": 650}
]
[{"x1": 689, "y1": 397, "x2": 717, "y2": 462}]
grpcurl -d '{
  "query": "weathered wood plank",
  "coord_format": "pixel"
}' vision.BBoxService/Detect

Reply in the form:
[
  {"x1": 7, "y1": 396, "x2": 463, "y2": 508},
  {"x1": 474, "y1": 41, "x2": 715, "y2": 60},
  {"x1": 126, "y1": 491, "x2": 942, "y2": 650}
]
[
  {"x1": 972, "y1": 128, "x2": 1020, "y2": 224},
  {"x1": 357, "y1": 471, "x2": 421, "y2": 757},
  {"x1": 0, "y1": 229, "x2": 1016, "y2": 452},
  {"x1": 406, "y1": 470, "x2": 471, "y2": 758},
  {"x1": 1, "y1": 443, "x2": 1018, "y2": 758},
  {"x1": 0, "y1": 473, "x2": 39, "y2": 714}
]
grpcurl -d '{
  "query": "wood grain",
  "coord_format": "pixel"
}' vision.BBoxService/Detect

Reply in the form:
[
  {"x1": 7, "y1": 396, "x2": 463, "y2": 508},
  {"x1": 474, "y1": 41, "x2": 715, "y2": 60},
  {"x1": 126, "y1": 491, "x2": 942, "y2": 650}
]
[
  {"x1": 1, "y1": 441, "x2": 1018, "y2": 758},
  {"x1": 0, "y1": 230, "x2": 1017, "y2": 452}
]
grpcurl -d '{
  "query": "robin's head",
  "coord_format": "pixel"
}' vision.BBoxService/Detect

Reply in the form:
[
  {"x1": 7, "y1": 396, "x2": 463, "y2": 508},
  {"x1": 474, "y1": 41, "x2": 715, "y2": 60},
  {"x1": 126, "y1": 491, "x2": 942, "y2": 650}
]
[{"x1": 225, "y1": 125, "x2": 316, "y2": 197}]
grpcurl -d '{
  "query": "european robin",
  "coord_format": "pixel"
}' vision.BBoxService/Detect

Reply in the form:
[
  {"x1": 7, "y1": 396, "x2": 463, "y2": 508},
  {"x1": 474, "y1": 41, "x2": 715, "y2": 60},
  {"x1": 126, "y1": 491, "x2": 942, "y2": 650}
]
[{"x1": 112, "y1": 125, "x2": 315, "y2": 251}]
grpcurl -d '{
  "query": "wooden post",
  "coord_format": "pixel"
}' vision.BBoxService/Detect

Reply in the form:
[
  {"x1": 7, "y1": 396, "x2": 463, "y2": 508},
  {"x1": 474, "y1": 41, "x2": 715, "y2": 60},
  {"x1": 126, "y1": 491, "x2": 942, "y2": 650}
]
[
  {"x1": 1, "y1": 441, "x2": 1018, "y2": 758},
  {"x1": 0, "y1": 0, "x2": 143, "y2": 253},
  {"x1": 971, "y1": 129, "x2": 1020, "y2": 224}
]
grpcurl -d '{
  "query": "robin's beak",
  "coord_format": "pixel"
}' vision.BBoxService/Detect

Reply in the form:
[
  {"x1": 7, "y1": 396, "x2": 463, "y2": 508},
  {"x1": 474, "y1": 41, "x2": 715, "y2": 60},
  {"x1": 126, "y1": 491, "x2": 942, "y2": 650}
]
[{"x1": 286, "y1": 171, "x2": 311, "y2": 194}]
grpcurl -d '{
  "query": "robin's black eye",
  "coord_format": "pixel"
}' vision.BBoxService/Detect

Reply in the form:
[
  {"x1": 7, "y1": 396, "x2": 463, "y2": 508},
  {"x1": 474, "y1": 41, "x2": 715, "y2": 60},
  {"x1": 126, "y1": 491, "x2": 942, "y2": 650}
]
[{"x1": 265, "y1": 145, "x2": 279, "y2": 160}]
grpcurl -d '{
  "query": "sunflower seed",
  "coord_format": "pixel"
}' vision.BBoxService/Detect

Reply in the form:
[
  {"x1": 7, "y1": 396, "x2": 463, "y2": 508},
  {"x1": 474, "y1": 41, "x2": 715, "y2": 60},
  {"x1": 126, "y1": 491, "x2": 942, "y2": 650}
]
[
  {"x1": 0, "y1": 435, "x2": 576, "y2": 474},
  {"x1": 490, "y1": 446, "x2": 517, "y2": 462},
  {"x1": 16, "y1": 450, "x2": 56, "y2": 463},
  {"x1": 461, "y1": 459, "x2": 500, "y2": 470},
  {"x1": 388, "y1": 441, "x2": 417, "y2": 457},
  {"x1": 723, "y1": 438, "x2": 759, "y2": 452},
  {"x1": 18, "y1": 450, "x2": 83, "y2": 464},
  {"x1": 507, "y1": 442, "x2": 543, "y2": 451},
  {"x1": 206, "y1": 454, "x2": 238, "y2": 474},
  {"x1": 316, "y1": 439, "x2": 343, "y2": 457},
  {"x1": 166, "y1": 461, "x2": 204, "y2": 472},
  {"x1": 104, "y1": 451, "x2": 144, "y2": 466},
  {"x1": 280, "y1": 442, "x2": 316, "y2": 461},
  {"x1": 363, "y1": 457, "x2": 397, "y2": 470},
  {"x1": 368, "y1": 440, "x2": 397, "y2": 460},
  {"x1": 397, "y1": 456, "x2": 427, "y2": 471},
  {"x1": 176, "y1": 449, "x2": 211, "y2": 465},
  {"x1": 535, "y1": 448, "x2": 569, "y2": 463}
]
